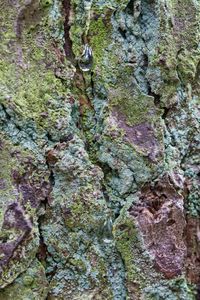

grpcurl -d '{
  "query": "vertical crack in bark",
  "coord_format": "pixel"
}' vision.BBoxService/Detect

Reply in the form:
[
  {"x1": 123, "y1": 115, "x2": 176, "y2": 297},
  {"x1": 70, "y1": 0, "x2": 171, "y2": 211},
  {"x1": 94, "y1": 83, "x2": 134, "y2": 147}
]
[
  {"x1": 62, "y1": 0, "x2": 75, "y2": 61},
  {"x1": 36, "y1": 154, "x2": 56, "y2": 287}
]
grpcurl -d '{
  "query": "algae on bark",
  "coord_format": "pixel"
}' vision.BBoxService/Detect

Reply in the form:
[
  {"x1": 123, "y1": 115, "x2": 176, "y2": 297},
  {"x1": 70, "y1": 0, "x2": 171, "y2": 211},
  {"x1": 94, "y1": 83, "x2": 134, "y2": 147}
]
[{"x1": 0, "y1": 0, "x2": 199, "y2": 299}]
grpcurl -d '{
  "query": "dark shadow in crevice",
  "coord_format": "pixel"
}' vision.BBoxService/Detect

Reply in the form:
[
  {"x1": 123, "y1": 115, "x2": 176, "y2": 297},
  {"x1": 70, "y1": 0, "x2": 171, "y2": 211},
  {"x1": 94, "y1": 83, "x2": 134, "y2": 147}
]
[
  {"x1": 62, "y1": 0, "x2": 75, "y2": 61},
  {"x1": 118, "y1": 27, "x2": 127, "y2": 39},
  {"x1": 126, "y1": 0, "x2": 134, "y2": 15}
]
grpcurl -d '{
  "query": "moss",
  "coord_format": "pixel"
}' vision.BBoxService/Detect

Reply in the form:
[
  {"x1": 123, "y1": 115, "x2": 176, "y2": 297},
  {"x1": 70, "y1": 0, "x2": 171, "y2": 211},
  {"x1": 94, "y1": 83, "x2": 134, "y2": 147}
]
[
  {"x1": 113, "y1": 208, "x2": 146, "y2": 286},
  {"x1": 149, "y1": 0, "x2": 200, "y2": 107},
  {"x1": 0, "y1": 0, "x2": 199, "y2": 298},
  {"x1": 0, "y1": 0, "x2": 72, "y2": 136},
  {"x1": 177, "y1": 49, "x2": 200, "y2": 82},
  {"x1": 88, "y1": 14, "x2": 121, "y2": 91},
  {"x1": 68, "y1": 258, "x2": 87, "y2": 273},
  {"x1": 64, "y1": 186, "x2": 107, "y2": 232},
  {"x1": 0, "y1": 60, "x2": 68, "y2": 129},
  {"x1": 0, "y1": 259, "x2": 48, "y2": 300},
  {"x1": 89, "y1": 16, "x2": 112, "y2": 67},
  {"x1": 70, "y1": 0, "x2": 89, "y2": 57},
  {"x1": 40, "y1": 0, "x2": 53, "y2": 8},
  {"x1": 109, "y1": 88, "x2": 158, "y2": 126},
  {"x1": 0, "y1": 137, "x2": 19, "y2": 195}
]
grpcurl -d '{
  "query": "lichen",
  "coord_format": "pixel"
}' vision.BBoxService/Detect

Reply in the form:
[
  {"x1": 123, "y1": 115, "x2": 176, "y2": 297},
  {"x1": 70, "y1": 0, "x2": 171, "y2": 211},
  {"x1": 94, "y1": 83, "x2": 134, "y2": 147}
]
[
  {"x1": 0, "y1": 259, "x2": 49, "y2": 300},
  {"x1": 0, "y1": 0, "x2": 199, "y2": 298}
]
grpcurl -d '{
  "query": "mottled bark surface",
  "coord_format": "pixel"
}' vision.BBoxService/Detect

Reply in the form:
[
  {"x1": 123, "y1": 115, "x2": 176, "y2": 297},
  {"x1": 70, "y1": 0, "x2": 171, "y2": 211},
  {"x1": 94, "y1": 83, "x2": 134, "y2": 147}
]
[{"x1": 0, "y1": 0, "x2": 199, "y2": 299}]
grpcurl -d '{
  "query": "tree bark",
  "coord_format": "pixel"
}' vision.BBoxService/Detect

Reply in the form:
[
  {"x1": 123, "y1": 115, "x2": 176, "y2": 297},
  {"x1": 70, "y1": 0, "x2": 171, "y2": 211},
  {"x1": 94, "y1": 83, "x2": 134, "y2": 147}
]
[{"x1": 0, "y1": 0, "x2": 199, "y2": 299}]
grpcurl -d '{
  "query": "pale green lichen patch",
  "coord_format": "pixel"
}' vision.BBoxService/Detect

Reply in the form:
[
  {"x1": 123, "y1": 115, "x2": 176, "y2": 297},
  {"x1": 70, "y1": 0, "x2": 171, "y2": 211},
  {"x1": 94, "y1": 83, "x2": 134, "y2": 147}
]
[
  {"x1": 0, "y1": 0, "x2": 74, "y2": 134},
  {"x1": 0, "y1": 259, "x2": 49, "y2": 300},
  {"x1": 143, "y1": 278, "x2": 197, "y2": 300},
  {"x1": 0, "y1": 64, "x2": 65, "y2": 123},
  {"x1": 109, "y1": 89, "x2": 158, "y2": 126},
  {"x1": 113, "y1": 199, "x2": 160, "y2": 294},
  {"x1": 89, "y1": 16, "x2": 112, "y2": 67},
  {"x1": 0, "y1": 136, "x2": 28, "y2": 226},
  {"x1": 0, "y1": 135, "x2": 50, "y2": 288}
]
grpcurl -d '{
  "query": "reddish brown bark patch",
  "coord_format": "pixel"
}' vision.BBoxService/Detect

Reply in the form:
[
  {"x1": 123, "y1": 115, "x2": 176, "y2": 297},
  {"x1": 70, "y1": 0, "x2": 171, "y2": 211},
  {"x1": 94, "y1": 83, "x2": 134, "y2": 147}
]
[
  {"x1": 112, "y1": 110, "x2": 162, "y2": 162},
  {"x1": 0, "y1": 202, "x2": 32, "y2": 270},
  {"x1": 185, "y1": 217, "x2": 200, "y2": 284},
  {"x1": 129, "y1": 174, "x2": 187, "y2": 278},
  {"x1": 0, "y1": 139, "x2": 52, "y2": 273}
]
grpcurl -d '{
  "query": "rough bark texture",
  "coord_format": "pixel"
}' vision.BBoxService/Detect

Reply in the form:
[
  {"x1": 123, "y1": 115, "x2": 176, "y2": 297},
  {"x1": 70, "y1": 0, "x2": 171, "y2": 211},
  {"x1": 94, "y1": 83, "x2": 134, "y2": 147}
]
[{"x1": 0, "y1": 0, "x2": 199, "y2": 299}]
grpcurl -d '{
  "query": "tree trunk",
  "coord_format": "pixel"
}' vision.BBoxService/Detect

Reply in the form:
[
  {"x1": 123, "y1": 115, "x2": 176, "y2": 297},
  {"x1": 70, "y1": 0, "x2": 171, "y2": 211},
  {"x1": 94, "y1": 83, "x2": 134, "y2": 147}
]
[{"x1": 0, "y1": 0, "x2": 199, "y2": 299}]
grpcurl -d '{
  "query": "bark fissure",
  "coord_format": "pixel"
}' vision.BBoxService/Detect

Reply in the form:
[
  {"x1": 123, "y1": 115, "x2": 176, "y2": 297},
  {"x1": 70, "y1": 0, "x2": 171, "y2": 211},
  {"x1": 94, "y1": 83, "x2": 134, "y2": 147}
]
[{"x1": 62, "y1": 0, "x2": 75, "y2": 61}]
